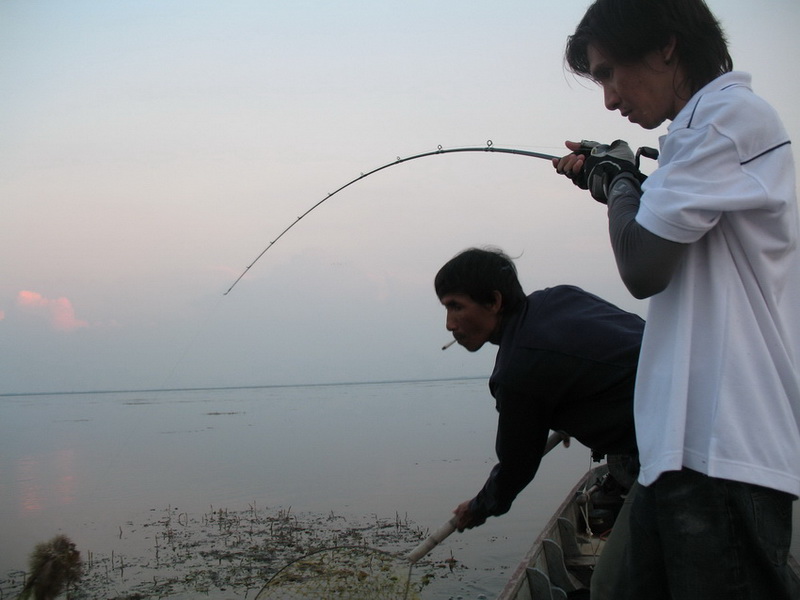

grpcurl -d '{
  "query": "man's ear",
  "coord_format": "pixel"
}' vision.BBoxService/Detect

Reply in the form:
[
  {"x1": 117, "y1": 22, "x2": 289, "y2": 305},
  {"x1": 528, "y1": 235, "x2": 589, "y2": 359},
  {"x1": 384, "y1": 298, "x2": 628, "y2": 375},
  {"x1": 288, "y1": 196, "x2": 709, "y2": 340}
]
[
  {"x1": 490, "y1": 290, "x2": 503, "y2": 314},
  {"x1": 662, "y1": 35, "x2": 678, "y2": 65}
]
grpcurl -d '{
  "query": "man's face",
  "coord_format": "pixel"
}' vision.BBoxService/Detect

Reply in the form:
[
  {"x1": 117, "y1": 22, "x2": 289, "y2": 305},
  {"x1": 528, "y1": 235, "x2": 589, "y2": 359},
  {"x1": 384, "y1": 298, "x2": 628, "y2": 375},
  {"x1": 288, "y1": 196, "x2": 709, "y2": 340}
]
[
  {"x1": 587, "y1": 43, "x2": 686, "y2": 130},
  {"x1": 439, "y1": 292, "x2": 501, "y2": 352}
]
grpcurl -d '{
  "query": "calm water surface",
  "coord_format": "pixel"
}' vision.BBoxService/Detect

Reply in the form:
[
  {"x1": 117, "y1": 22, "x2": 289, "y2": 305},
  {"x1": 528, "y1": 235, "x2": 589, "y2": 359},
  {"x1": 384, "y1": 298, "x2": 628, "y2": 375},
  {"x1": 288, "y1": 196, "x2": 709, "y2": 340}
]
[{"x1": 1, "y1": 379, "x2": 798, "y2": 598}]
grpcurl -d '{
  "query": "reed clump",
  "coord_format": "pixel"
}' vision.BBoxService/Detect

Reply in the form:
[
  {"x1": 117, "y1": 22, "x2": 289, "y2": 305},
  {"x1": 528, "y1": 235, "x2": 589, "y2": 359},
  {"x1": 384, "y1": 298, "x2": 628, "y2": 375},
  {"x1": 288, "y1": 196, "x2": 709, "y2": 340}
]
[{"x1": 18, "y1": 534, "x2": 82, "y2": 600}]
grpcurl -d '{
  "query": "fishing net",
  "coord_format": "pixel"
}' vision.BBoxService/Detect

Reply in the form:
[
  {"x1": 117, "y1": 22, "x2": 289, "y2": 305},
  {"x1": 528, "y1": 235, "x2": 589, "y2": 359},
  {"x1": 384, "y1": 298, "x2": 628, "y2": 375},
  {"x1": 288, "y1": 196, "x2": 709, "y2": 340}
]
[
  {"x1": 255, "y1": 433, "x2": 568, "y2": 600},
  {"x1": 255, "y1": 512, "x2": 459, "y2": 600},
  {"x1": 255, "y1": 545, "x2": 422, "y2": 600}
]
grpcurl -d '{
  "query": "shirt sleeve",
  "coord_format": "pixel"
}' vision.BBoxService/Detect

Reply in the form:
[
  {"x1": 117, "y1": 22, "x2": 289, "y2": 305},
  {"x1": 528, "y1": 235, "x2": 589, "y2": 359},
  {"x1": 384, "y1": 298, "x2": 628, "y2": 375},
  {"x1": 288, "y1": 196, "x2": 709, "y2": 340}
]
[
  {"x1": 636, "y1": 96, "x2": 783, "y2": 243},
  {"x1": 469, "y1": 383, "x2": 551, "y2": 523},
  {"x1": 606, "y1": 174, "x2": 688, "y2": 299}
]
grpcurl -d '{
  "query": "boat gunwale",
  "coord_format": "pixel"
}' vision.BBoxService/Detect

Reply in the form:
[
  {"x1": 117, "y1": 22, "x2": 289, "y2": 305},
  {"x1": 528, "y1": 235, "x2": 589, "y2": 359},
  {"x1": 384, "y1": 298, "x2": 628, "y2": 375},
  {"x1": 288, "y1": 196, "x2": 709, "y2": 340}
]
[
  {"x1": 495, "y1": 470, "x2": 800, "y2": 600},
  {"x1": 495, "y1": 467, "x2": 599, "y2": 600}
]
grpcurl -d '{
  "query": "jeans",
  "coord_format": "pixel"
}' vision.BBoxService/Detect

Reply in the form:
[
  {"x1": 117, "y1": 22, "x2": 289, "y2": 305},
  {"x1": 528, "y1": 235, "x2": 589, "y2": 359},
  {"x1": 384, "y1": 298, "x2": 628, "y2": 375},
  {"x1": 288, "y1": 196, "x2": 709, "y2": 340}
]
[
  {"x1": 618, "y1": 468, "x2": 796, "y2": 600},
  {"x1": 591, "y1": 481, "x2": 638, "y2": 600}
]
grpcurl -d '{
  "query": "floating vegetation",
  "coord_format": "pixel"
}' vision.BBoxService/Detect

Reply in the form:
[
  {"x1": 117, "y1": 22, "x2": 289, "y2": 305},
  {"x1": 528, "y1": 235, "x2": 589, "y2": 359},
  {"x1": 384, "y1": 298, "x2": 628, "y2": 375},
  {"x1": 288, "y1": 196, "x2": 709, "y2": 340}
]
[
  {"x1": 1, "y1": 505, "x2": 461, "y2": 599},
  {"x1": 256, "y1": 546, "x2": 420, "y2": 600}
]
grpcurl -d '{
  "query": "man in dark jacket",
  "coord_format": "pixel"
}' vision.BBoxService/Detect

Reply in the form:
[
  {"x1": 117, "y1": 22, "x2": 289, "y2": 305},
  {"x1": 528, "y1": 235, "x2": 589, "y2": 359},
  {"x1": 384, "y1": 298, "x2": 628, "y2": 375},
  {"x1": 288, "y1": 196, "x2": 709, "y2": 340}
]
[{"x1": 435, "y1": 247, "x2": 643, "y2": 599}]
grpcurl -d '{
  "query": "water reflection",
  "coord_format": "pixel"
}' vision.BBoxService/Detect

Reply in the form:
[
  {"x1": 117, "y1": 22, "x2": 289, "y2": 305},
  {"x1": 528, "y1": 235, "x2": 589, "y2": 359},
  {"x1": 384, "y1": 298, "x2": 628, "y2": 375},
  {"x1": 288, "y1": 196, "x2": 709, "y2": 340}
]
[
  {"x1": 54, "y1": 448, "x2": 77, "y2": 505},
  {"x1": 14, "y1": 449, "x2": 78, "y2": 514},
  {"x1": 17, "y1": 455, "x2": 43, "y2": 513}
]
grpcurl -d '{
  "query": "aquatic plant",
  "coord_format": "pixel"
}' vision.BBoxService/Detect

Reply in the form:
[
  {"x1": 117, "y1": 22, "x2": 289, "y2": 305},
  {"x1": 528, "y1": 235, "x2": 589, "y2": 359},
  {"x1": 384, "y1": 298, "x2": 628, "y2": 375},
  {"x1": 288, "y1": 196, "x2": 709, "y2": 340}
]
[
  {"x1": 18, "y1": 534, "x2": 82, "y2": 600},
  {"x1": 2, "y1": 506, "x2": 464, "y2": 599}
]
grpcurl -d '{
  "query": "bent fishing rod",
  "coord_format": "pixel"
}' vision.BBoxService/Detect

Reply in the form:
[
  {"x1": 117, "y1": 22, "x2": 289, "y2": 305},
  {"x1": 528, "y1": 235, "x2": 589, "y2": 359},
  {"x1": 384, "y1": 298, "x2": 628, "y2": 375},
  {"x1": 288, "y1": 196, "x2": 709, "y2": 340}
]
[{"x1": 223, "y1": 140, "x2": 559, "y2": 296}]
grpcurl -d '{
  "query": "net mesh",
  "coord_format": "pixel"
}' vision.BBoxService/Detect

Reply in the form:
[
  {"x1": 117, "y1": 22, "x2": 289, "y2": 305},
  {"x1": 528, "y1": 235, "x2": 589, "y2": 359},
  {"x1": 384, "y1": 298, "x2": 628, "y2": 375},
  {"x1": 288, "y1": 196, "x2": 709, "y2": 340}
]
[{"x1": 255, "y1": 546, "x2": 423, "y2": 600}]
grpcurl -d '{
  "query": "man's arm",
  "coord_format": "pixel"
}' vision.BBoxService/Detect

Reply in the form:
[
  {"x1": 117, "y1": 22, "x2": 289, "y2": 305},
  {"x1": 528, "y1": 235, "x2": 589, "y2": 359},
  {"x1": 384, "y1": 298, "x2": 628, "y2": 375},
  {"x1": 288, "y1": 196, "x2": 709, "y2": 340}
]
[
  {"x1": 453, "y1": 386, "x2": 551, "y2": 531},
  {"x1": 554, "y1": 141, "x2": 687, "y2": 298},
  {"x1": 606, "y1": 174, "x2": 687, "y2": 299}
]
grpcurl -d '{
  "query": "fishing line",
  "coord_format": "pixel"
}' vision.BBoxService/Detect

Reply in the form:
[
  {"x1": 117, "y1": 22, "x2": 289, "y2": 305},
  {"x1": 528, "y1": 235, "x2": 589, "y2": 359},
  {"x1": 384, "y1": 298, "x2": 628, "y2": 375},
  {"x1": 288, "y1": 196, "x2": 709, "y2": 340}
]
[{"x1": 223, "y1": 140, "x2": 559, "y2": 295}]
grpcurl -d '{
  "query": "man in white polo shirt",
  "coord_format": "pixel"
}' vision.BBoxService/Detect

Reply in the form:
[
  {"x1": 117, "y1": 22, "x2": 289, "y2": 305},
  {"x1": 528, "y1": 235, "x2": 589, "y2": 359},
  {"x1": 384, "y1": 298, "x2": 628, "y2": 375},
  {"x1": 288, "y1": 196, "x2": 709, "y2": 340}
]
[{"x1": 553, "y1": 0, "x2": 800, "y2": 599}]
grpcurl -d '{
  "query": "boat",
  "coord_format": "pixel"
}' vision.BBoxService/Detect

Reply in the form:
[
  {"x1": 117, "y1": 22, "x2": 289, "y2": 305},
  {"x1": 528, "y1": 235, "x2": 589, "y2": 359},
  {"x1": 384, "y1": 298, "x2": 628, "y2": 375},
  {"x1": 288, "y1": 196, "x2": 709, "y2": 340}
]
[{"x1": 495, "y1": 466, "x2": 800, "y2": 600}]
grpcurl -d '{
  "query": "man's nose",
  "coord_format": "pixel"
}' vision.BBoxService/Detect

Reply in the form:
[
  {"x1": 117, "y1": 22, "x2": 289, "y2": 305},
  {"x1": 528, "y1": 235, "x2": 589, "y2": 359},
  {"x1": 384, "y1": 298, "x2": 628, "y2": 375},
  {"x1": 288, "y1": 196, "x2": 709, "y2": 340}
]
[{"x1": 603, "y1": 85, "x2": 621, "y2": 111}]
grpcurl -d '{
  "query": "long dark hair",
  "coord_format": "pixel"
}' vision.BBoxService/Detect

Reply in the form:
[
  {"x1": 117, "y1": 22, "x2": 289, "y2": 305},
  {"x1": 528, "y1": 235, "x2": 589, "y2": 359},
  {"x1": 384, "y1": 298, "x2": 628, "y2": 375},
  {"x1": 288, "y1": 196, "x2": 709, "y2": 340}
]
[
  {"x1": 434, "y1": 247, "x2": 526, "y2": 313},
  {"x1": 565, "y1": 0, "x2": 732, "y2": 95}
]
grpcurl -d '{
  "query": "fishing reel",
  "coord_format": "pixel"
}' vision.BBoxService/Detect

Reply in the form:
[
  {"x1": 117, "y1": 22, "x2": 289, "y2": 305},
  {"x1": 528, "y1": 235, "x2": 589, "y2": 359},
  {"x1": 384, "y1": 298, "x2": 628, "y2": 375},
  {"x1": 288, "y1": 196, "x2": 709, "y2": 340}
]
[
  {"x1": 572, "y1": 140, "x2": 659, "y2": 202},
  {"x1": 634, "y1": 145, "x2": 659, "y2": 168},
  {"x1": 576, "y1": 139, "x2": 659, "y2": 170}
]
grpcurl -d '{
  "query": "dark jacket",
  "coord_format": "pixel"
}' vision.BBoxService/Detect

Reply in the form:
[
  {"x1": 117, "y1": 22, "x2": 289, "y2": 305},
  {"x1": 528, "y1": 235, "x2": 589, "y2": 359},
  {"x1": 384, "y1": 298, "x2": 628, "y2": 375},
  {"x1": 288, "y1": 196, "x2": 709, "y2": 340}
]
[{"x1": 470, "y1": 285, "x2": 643, "y2": 522}]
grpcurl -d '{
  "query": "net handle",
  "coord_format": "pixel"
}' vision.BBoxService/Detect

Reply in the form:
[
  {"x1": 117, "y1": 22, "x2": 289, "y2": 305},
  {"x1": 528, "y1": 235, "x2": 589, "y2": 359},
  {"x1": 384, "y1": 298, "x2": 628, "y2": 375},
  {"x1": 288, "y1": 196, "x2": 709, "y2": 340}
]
[
  {"x1": 406, "y1": 430, "x2": 568, "y2": 564},
  {"x1": 407, "y1": 516, "x2": 457, "y2": 564}
]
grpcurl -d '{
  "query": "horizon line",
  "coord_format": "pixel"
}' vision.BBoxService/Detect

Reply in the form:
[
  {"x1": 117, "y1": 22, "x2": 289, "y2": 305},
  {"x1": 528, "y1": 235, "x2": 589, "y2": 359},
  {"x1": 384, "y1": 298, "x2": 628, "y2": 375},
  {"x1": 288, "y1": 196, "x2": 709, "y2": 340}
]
[{"x1": 0, "y1": 375, "x2": 488, "y2": 399}]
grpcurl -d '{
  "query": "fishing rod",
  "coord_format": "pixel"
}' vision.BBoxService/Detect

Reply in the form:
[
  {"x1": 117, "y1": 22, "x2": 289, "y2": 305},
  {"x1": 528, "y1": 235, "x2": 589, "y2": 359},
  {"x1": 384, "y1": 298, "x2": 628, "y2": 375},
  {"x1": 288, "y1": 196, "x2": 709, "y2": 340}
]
[{"x1": 223, "y1": 140, "x2": 559, "y2": 296}]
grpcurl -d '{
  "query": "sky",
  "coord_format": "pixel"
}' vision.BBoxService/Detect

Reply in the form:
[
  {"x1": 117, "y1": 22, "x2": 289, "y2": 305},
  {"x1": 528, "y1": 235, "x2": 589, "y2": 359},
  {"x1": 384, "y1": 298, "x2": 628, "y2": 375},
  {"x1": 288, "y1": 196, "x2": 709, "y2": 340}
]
[{"x1": 2, "y1": 0, "x2": 799, "y2": 395}]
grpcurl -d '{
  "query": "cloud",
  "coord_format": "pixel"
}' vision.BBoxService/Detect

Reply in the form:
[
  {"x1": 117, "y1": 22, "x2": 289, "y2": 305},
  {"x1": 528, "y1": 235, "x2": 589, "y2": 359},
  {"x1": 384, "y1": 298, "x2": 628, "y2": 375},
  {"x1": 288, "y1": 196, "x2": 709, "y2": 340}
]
[{"x1": 16, "y1": 290, "x2": 89, "y2": 332}]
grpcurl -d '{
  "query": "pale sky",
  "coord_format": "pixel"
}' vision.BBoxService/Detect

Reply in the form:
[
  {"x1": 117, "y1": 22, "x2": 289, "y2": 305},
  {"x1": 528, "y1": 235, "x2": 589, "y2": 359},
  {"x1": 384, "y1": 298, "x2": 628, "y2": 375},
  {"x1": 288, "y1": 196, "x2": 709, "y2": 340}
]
[{"x1": 2, "y1": 0, "x2": 799, "y2": 394}]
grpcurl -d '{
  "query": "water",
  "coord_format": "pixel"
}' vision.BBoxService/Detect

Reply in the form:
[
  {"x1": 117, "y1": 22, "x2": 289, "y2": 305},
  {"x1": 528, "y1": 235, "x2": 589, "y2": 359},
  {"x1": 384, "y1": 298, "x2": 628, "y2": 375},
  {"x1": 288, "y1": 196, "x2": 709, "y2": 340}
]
[
  {"x1": 1, "y1": 379, "x2": 798, "y2": 599},
  {"x1": 0, "y1": 379, "x2": 589, "y2": 598}
]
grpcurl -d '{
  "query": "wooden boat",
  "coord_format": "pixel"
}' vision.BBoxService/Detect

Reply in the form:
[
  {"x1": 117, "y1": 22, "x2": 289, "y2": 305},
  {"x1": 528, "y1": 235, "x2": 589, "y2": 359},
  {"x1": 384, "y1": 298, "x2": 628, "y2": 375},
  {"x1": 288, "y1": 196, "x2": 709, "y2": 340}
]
[{"x1": 495, "y1": 466, "x2": 800, "y2": 600}]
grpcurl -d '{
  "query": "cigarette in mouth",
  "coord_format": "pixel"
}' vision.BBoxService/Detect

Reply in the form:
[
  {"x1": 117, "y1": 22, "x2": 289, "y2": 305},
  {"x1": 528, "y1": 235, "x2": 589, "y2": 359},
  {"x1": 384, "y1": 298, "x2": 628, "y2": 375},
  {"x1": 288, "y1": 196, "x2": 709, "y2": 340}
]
[{"x1": 441, "y1": 339, "x2": 457, "y2": 350}]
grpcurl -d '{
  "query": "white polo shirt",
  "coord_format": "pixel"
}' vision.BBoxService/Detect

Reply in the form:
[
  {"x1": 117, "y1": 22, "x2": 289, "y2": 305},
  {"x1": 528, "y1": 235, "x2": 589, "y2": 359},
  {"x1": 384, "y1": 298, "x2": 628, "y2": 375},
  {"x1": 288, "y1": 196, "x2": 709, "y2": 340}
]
[{"x1": 634, "y1": 71, "x2": 800, "y2": 496}]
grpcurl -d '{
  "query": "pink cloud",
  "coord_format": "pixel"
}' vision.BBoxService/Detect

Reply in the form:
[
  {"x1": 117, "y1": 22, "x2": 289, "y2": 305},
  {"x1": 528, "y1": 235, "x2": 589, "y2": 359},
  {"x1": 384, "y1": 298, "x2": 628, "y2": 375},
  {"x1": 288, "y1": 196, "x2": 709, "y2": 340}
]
[{"x1": 16, "y1": 290, "x2": 89, "y2": 332}]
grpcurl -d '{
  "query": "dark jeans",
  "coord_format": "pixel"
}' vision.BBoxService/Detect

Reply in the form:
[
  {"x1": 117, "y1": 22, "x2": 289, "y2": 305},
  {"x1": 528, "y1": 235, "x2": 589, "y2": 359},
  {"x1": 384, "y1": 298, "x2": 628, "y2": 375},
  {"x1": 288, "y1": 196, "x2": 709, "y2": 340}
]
[{"x1": 618, "y1": 468, "x2": 796, "y2": 600}]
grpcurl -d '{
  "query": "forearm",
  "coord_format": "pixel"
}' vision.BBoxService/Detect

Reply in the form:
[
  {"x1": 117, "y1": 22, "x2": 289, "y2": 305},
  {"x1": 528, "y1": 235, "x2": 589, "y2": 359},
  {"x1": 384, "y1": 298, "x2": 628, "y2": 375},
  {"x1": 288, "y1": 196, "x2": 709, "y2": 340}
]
[
  {"x1": 606, "y1": 174, "x2": 686, "y2": 299},
  {"x1": 470, "y1": 407, "x2": 549, "y2": 521},
  {"x1": 470, "y1": 456, "x2": 540, "y2": 522}
]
